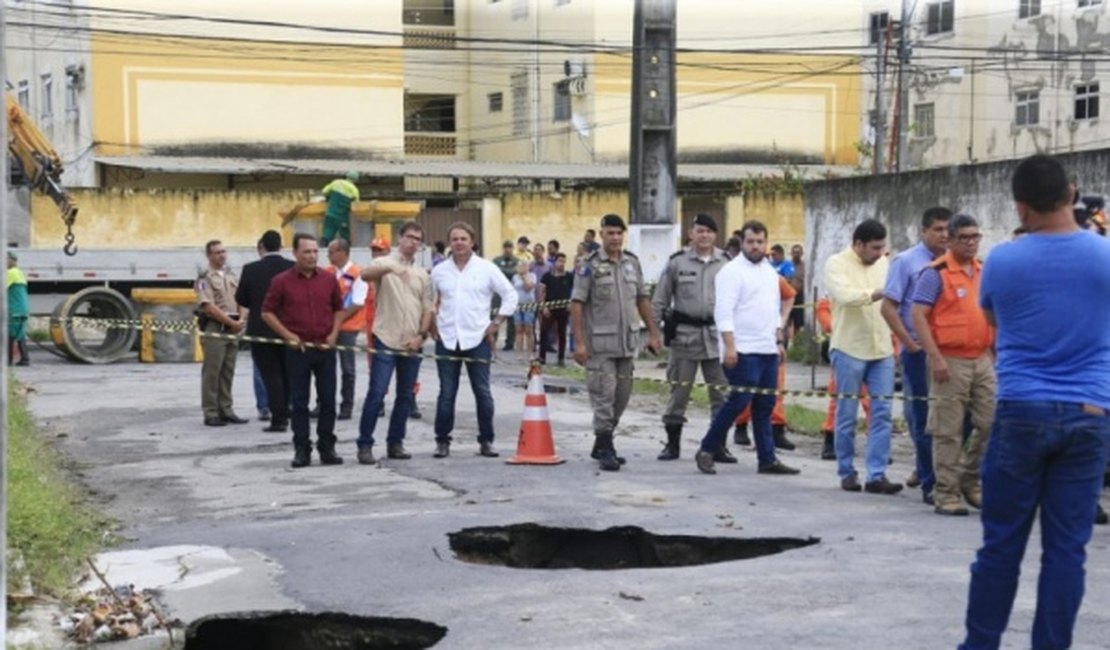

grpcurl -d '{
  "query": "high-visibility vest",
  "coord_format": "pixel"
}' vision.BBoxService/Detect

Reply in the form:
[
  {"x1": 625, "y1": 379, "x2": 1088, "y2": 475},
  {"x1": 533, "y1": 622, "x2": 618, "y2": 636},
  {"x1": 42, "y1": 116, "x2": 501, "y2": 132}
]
[
  {"x1": 328, "y1": 263, "x2": 366, "y2": 333},
  {"x1": 925, "y1": 252, "x2": 994, "y2": 358}
]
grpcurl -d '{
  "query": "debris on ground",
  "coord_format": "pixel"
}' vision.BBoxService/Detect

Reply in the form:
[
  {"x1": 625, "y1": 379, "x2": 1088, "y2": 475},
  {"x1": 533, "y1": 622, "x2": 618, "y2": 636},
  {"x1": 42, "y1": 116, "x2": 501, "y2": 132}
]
[{"x1": 60, "y1": 584, "x2": 168, "y2": 644}]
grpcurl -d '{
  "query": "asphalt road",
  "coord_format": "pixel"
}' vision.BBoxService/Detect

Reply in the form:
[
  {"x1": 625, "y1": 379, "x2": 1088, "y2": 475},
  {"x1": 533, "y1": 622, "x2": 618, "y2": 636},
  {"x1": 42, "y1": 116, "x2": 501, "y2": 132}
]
[{"x1": 15, "y1": 346, "x2": 1110, "y2": 649}]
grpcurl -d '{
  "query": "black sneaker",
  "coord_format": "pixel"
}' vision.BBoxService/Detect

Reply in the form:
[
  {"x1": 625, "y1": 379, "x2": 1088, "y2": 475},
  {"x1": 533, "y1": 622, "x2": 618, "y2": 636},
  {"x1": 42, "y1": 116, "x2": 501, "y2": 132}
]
[{"x1": 864, "y1": 476, "x2": 904, "y2": 495}]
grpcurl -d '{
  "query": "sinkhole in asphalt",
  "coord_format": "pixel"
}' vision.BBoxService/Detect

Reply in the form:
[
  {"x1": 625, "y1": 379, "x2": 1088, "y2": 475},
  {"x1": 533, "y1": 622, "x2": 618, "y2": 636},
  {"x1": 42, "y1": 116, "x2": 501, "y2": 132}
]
[
  {"x1": 448, "y1": 523, "x2": 819, "y2": 570},
  {"x1": 184, "y1": 611, "x2": 447, "y2": 650}
]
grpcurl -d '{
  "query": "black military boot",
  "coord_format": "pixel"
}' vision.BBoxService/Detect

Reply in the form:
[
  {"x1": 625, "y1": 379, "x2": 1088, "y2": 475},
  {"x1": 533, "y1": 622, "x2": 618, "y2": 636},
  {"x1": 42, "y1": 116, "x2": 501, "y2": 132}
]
[
  {"x1": 16, "y1": 340, "x2": 30, "y2": 366},
  {"x1": 657, "y1": 424, "x2": 681, "y2": 461},
  {"x1": 594, "y1": 434, "x2": 622, "y2": 472},
  {"x1": 821, "y1": 431, "x2": 836, "y2": 460},
  {"x1": 591, "y1": 436, "x2": 626, "y2": 465},
  {"x1": 733, "y1": 422, "x2": 751, "y2": 446},
  {"x1": 773, "y1": 424, "x2": 796, "y2": 451}
]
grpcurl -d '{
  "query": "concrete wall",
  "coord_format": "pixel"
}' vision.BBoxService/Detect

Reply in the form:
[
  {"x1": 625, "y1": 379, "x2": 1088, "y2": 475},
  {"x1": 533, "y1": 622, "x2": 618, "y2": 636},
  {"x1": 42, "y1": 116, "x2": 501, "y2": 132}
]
[{"x1": 804, "y1": 148, "x2": 1110, "y2": 298}]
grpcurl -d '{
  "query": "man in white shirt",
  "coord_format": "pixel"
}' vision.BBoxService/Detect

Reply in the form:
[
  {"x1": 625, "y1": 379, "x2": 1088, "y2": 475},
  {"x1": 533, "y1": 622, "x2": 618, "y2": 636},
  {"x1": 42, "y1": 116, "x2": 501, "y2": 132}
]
[
  {"x1": 695, "y1": 221, "x2": 800, "y2": 476},
  {"x1": 430, "y1": 221, "x2": 518, "y2": 459}
]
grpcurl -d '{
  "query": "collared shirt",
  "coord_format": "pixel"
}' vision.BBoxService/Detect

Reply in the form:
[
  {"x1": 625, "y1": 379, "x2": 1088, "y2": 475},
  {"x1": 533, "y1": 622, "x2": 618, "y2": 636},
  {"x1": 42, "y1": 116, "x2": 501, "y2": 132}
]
[
  {"x1": 882, "y1": 241, "x2": 936, "y2": 340},
  {"x1": 714, "y1": 254, "x2": 781, "y2": 358},
  {"x1": 195, "y1": 266, "x2": 239, "y2": 314},
  {"x1": 493, "y1": 253, "x2": 517, "y2": 279},
  {"x1": 432, "y1": 254, "x2": 518, "y2": 350},
  {"x1": 771, "y1": 258, "x2": 795, "y2": 279},
  {"x1": 262, "y1": 266, "x2": 343, "y2": 343},
  {"x1": 823, "y1": 248, "x2": 893, "y2": 360},
  {"x1": 370, "y1": 251, "x2": 434, "y2": 349},
  {"x1": 571, "y1": 250, "x2": 650, "y2": 358}
]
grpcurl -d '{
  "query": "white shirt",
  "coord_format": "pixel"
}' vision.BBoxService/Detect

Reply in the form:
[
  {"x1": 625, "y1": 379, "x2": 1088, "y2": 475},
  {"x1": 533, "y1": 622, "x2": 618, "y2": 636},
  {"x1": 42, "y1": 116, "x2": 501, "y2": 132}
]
[
  {"x1": 432, "y1": 253, "x2": 518, "y2": 350},
  {"x1": 714, "y1": 254, "x2": 781, "y2": 358},
  {"x1": 334, "y1": 261, "x2": 368, "y2": 308}
]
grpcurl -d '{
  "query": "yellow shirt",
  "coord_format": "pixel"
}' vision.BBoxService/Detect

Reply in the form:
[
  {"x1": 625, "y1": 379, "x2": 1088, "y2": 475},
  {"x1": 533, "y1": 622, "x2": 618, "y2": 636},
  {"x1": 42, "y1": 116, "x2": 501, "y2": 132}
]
[{"x1": 823, "y1": 248, "x2": 893, "y2": 360}]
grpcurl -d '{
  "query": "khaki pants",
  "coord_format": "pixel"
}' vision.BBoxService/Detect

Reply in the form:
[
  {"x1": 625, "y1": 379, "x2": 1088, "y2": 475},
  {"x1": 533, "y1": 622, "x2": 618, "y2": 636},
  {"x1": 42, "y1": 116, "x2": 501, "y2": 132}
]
[
  {"x1": 587, "y1": 356, "x2": 634, "y2": 435},
  {"x1": 201, "y1": 322, "x2": 239, "y2": 419},
  {"x1": 928, "y1": 353, "x2": 996, "y2": 505}
]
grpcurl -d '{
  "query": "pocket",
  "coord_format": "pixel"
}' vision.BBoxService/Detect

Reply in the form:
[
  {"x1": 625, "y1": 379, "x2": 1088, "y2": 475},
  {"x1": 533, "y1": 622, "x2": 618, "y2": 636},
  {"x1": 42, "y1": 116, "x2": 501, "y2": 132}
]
[
  {"x1": 595, "y1": 276, "x2": 616, "y2": 300},
  {"x1": 934, "y1": 319, "x2": 969, "y2": 349},
  {"x1": 986, "y1": 418, "x2": 1044, "y2": 479},
  {"x1": 677, "y1": 275, "x2": 698, "y2": 302}
]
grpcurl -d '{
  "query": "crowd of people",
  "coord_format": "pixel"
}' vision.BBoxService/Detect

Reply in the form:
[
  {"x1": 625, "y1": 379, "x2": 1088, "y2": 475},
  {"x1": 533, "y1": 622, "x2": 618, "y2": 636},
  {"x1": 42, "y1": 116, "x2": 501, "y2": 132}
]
[{"x1": 192, "y1": 154, "x2": 1109, "y2": 649}]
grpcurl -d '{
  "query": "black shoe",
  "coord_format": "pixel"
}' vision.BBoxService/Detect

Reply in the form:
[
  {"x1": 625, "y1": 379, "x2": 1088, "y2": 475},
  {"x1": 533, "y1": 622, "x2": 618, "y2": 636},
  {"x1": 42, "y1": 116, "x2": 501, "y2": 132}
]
[
  {"x1": 773, "y1": 424, "x2": 795, "y2": 451},
  {"x1": 695, "y1": 450, "x2": 716, "y2": 475},
  {"x1": 291, "y1": 448, "x2": 311, "y2": 468},
  {"x1": 714, "y1": 447, "x2": 739, "y2": 464},
  {"x1": 434, "y1": 441, "x2": 451, "y2": 458},
  {"x1": 657, "y1": 444, "x2": 679, "y2": 461},
  {"x1": 841, "y1": 474, "x2": 862, "y2": 492},
  {"x1": 658, "y1": 425, "x2": 681, "y2": 461},
  {"x1": 387, "y1": 444, "x2": 412, "y2": 460},
  {"x1": 478, "y1": 442, "x2": 500, "y2": 458},
  {"x1": 733, "y1": 423, "x2": 751, "y2": 446},
  {"x1": 758, "y1": 460, "x2": 801, "y2": 475},
  {"x1": 591, "y1": 441, "x2": 626, "y2": 465},
  {"x1": 221, "y1": 413, "x2": 249, "y2": 425},
  {"x1": 820, "y1": 431, "x2": 836, "y2": 460},
  {"x1": 262, "y1": 423, "x2": 287, "y2": 433},
  {"x1": 318, "y1": 449, "x2": 344, "y2": 465},
  {"x1": 864, "y1": 476, "x2": 904, "y2": 495},
  {"x1": 204, "y1": 416, "x2": 227, "y2": 427},
  {"x1": 1096, "y1": 504, "x2": 1108, "y2": 526},
  {"x1": 597, "y1": 448, "x2": 621, "y2": 471},
  {"x1": 15, "y1": 359, "x2": 29, "y2": 367},
  {"x1": 357, "y1": 448, "x2": 376, "y2": 465},
  {"x1": 922, "y1": 491, "x2": 935, "y2": 506},
  {"x1": 337, "y1": 409, "x2": 353, "y2": 421},
  {"x1": 258, "y1": 409, "x2": 271, "y2": 422}
]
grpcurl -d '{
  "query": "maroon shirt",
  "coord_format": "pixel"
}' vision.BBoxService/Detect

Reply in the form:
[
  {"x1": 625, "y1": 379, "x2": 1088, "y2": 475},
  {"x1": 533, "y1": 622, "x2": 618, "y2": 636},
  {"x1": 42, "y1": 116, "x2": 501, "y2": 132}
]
[{"x1": 261, "y1": 266, "x2": 343, "y2": 343}]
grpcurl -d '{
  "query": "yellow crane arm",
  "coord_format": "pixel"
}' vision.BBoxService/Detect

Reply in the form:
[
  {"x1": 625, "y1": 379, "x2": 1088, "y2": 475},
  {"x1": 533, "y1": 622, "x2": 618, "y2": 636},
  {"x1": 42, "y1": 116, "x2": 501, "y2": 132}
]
[{"x1": 6, "y1": 93, "x2": 79, "y2": 255}]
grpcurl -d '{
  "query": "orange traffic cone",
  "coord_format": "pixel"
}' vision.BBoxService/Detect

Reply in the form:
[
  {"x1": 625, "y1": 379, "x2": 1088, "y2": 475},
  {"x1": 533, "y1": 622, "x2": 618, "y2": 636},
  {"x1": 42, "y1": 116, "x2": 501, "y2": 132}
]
[{"x1": 507, "y1": 368, "x2": 565, "y2": 465}]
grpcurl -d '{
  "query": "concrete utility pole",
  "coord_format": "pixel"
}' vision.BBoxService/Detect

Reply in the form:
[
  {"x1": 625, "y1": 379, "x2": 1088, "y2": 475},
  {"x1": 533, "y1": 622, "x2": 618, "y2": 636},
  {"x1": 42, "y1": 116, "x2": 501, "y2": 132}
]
[
  {"x1": 895, "y1": 0, "x2": 911, "y2": 173},
  {"x1": 1, "y1": 0, "x2": 11, "y2": 640},
  {"x1": 874, "y1": 29, "x2": 886, "y2": 175},
  {"x1": 629, "y1": 0, "x2": 676, "y2": 225}
]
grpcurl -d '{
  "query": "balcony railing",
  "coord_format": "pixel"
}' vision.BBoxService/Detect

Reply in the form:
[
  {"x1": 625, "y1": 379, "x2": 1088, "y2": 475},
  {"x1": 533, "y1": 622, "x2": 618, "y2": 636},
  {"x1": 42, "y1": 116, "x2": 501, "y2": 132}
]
[
  {"x1": 405, "y1": 133, "x2": 457, "y2": 157},
  {"x1": 402, "y1": 26, "x2": 456, "y2": 49}
]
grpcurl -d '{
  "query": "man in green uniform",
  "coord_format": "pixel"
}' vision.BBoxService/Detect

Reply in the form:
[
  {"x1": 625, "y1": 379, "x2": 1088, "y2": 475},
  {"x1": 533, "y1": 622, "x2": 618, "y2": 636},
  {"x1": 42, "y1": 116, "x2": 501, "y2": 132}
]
[
  {"x1": 651, "y1": 213, "x2": 730, "y2": 461},
  {"x1": 571, "y1": 214, "x2": 663, "y2": 471},
  {"x1": 321, "y1": 170, "x2": 360, "y2": 246},
  {"x1": 7, "y1": 252, "x2": 30, "y2": 366},
  {"x1": 196, "y1": 240, "x2": 247, "y2": 427}
]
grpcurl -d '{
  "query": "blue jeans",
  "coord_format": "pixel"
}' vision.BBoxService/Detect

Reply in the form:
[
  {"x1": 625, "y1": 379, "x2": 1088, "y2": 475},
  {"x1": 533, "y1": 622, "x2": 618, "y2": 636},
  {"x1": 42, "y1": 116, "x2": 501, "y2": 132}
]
[
  {"x1": 253, "y1": 362, "x2": 268, "y2": 410},
  {"x1": 699, "y1": 353, "x2": 778, "y2": 468},
  {"x1": 434, "y1": 339, "x2": 495, "y2": 444},
  {"x1": 285, "y1": 348, "x2": 337, "y2": 451},
  {"x1": 356, "y1": 339, "x2": 422, "y2": 449},
  {"x1": 831, "y1": 350, "x2": 894, "y2": 482},
  {"x1": 902, "y1": 348, "x2": 935, "y2": 494},
  {"x1": 960, "y1": 400, "x2": 1110, "y2": 650}
]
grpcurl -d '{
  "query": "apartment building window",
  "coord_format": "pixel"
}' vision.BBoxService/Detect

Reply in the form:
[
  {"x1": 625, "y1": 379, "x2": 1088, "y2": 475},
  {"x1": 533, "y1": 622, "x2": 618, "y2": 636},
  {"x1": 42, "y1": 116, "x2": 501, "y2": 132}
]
[
  {"x1": 914, "y1": 103, "x2": 936, "y2": 138},
  {"x1": 40, "y1": 73, "x2": 54, "y2": 121},
  {"x1": 405, "y1": 94, "x2": 456, "y2": 132},
  {"x1": 511, "y1": 69, "x2": 529, "y2": 134},
  {"x1": 65, "y1": 68, "x2": 79, "y2": 120},
  {"x1": 1079, "y1": 0, "x2": 1103, "y2": 8},
  {"x1": 553, "y1": 80, "x2": 571, "y2": 122},
  {"x1": 1019, "y1": 0, "x2": 1041, "y2": 18},
  {"x1": 869, "y1": 12, "x2": 890, "y2": 45},
  {"x1": 1075, "y1": 82, "x2": 1100, "y2": 120},
  {"x1": 16, "y1": 80, "x2": 30, "y2": 110},
  {"x1": 1015, "y1": 90, "x2": 1040, "y2": 126},
  {"x1": 402, "y1": 0, "x2": 455, "y2": 26},
  {"x1": 488, "y1": 92, "x2": 503, "y2": 113},
  {"x1": 511, "y1": 0, "x2": 528, "y2": 20},
  {"x1": 926, "y1": 1, "x2": 955, "y2": 35}
]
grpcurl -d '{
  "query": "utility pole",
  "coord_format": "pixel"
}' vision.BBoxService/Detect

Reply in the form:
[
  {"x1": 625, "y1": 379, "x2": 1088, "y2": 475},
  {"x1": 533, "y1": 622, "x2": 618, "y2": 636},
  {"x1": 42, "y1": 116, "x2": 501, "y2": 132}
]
[
  {"x1": 629, "y1": 0, "x2": 676, "y2": 225},
  {"x1": 873, "y1": 30, "x2": 886, "y2": 175},
  {"x1": 895, "y1": 0, "x2": 911, "y2": 173}
]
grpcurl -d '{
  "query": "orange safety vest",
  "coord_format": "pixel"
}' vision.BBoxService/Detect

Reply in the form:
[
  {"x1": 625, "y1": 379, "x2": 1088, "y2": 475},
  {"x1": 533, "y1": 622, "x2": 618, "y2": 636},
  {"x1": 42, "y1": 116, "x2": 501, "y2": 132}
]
[
  {"x1": 328, "y1": 263, "x2": 366, "y2": 333},
  {"x1": 925, "y1": 251, "x2": 993, "y2": 359}
]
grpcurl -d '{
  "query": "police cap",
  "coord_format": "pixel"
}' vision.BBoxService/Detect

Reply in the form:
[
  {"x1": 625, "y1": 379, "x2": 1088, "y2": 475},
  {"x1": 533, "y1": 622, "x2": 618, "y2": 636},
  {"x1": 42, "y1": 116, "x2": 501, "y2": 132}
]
[
  {"x1": 600, "y1": 213, "x2": 627, "y2": 231},
  {"x1": 692, "y1": 213, "x2": 718, "y2": 232}
]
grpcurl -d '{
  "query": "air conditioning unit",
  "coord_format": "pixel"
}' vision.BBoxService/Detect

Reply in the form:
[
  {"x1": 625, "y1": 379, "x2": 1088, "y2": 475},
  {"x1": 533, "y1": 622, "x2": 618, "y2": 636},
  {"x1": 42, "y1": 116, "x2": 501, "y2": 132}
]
[{"x1": 568, "y1": 77, "x2": 588, "y2": 96}]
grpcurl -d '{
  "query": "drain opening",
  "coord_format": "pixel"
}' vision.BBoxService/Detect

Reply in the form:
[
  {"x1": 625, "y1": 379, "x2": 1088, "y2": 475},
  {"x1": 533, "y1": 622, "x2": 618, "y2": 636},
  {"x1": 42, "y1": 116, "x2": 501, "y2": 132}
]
[
  {"x1": 184, "y1": 610, "x2": 447, "y2": 650},
  {"x1": 448, "y1": 523, "x2": 818, "y2": 570}
]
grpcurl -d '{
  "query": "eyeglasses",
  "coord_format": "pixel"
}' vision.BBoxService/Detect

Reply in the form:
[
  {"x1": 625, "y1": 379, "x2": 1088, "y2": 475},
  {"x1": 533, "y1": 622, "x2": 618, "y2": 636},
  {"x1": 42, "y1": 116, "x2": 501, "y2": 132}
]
[
  {"x1": 403, "y1": 233, "x2": 424, "y2": 243},
  {"x1": 956, "y1": 233, "x2": 983, "y2": 243}
]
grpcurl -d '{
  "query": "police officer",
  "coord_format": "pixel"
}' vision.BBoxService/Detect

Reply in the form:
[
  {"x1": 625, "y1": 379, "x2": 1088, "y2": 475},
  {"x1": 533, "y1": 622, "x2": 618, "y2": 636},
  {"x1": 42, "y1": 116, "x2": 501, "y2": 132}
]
[
  {"x1": 196, "y1": 239, "x2": 246, "y2": 427},
  {"x1": 651, "y1": 213, "x2": 730, "y2": 461},
  {"x1": 570, "y1": 214, "x2": 663, "y2": 471}
]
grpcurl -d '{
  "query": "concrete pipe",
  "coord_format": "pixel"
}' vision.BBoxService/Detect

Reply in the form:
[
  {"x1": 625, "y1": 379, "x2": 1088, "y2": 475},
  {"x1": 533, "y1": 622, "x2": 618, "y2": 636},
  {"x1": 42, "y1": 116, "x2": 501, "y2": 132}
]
[{"x1": 50, "y1": 287, "x2": 138, "y2": 364}]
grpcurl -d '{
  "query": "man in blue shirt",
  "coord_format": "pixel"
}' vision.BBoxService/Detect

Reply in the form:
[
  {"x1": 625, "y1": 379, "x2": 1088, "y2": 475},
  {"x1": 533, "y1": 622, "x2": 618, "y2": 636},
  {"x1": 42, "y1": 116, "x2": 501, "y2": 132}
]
[
  {"x1": 960, "y1": 155, "x2": 1110, "y2": 650},
  {"x1": 769, "y1": 244, "x2": 795, "y2": 279},
  {"x1": 880, "y1": 207, "x2": 951, "y2": 503}
]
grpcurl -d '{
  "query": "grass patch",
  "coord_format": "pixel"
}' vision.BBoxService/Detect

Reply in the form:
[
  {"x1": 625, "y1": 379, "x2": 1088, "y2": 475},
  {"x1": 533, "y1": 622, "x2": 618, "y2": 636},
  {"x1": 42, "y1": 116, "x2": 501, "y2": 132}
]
[
  {"x1": 786, "y1": 404, "x2": 827, "y2": 435},
  {"x1": 7, "y1": 380, "x2": 109, "y2": 597},
  {"x1": 27, "y1": 328, "x2": 50, "y2": 344}
]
